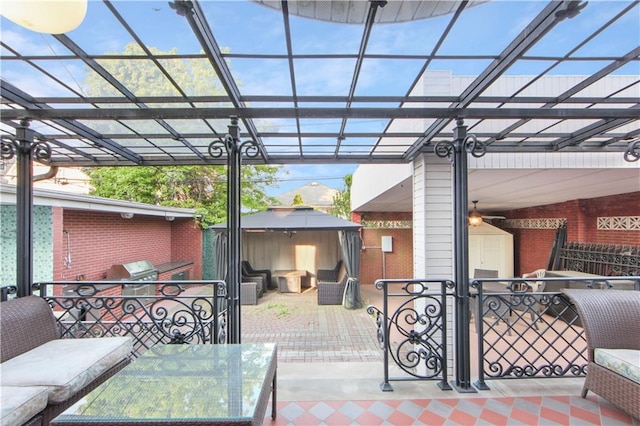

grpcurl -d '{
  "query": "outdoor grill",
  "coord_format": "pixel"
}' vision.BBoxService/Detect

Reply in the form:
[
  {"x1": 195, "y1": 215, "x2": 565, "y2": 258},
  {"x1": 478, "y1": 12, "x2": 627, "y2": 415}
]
[
  {"x1": 107, "y1": 260, "x2": 158, "y2": 299},
  {"x1": 107, "y1": 260, "x2": 158, "y2": 282}
]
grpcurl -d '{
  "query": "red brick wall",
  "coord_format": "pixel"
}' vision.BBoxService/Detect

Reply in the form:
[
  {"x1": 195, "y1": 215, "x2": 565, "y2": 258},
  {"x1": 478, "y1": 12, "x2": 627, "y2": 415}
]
[
  {"x1": 171, "y1": 220, "x2": 203, "y2": 280},
  {"x1": 501, "y1": 192, "x2": 639, "y2": 276},
  {"x1": 354, "y1": 212, "x2": 413, "y2": 285},
  {"x1": 55, "y1": 210, "x2": 202, "y2": 281}
]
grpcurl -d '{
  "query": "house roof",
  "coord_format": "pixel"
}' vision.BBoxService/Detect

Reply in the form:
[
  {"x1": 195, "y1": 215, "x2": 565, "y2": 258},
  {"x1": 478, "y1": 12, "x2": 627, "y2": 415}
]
[
  {"x1": 210, "y1": 206, "x2": 361, "y2": 231},
  {"x1": 1, "y1": 1, "x2": 638, "y2": 166},
  {"x1": 275, "y1": 182, "x2": 339, "y2": 208},
  {"x1": 0, "y1": 185, "x2": 197, "y2": 219}
]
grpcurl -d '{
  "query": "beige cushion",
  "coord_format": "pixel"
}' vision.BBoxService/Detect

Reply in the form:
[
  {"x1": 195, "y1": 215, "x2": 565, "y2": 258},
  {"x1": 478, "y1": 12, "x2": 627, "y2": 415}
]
[
  {"x1": 1, "y1": 386, "x2": 48, "y2": 426},
  {"x1": 594, "y1": 348, "x2": 640, "y2": 385},
  {"x1": 0, "y1": 337, "x2": 132, "y2": 403}
]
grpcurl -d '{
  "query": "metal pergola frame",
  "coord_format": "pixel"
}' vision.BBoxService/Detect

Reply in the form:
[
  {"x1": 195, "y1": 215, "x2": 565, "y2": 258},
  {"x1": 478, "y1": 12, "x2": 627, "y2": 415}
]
[{"x1": 1, "y1": 0, "x2": 639, "y2": 393}]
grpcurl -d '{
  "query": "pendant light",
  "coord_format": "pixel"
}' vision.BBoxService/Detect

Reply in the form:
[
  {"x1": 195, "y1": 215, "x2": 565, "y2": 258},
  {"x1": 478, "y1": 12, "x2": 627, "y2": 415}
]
[
  {"x1": 468, "y1": 200, "x2": 483, "y2": 227},
  {"x1": 1, "y1": 0, "x2": 87, "y2": 34}
]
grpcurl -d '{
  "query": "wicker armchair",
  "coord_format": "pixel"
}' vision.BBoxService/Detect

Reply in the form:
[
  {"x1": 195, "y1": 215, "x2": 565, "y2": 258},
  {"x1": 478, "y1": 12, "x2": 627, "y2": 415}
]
[
  {"x1": 316, "y1": 260, "x2": 343, "y2": 282},
  {"x1": 561, "y1": 289, "x2": 640, "y2": 419},
  {"x1": 317, "y1": 264, "x2": 348, "y2": 305},
  {"x1": 242, "y1": 260, "x2": 273, "y2": 291}
]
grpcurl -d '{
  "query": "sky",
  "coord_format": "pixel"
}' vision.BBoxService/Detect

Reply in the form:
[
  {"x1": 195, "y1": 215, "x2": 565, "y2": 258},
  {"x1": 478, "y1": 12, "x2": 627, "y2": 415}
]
[{"x1": 268, "y1": 164, "x2": 355, "y2": 196}]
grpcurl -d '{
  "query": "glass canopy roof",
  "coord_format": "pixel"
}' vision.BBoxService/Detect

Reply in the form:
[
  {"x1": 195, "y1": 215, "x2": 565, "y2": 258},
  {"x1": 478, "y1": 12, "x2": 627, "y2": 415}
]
[{"x1": 1, "y1": 0, "x2": 638, "y2": 167}]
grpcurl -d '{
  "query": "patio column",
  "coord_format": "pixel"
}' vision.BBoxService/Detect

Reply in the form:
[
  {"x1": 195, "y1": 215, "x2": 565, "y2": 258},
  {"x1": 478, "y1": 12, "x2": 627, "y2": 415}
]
[
  {"x1": 412, "y1": 152, "x2": 454, "y2": 390},
  {"x1": 2, "y1": 119, "x2": 51, "y2": 297},
  {"x1": 433, "y1": 118, "x2": 486, "y2": 393},
  {"x1": 209, "y1": 117, "x2": 258, "y2": 344}
]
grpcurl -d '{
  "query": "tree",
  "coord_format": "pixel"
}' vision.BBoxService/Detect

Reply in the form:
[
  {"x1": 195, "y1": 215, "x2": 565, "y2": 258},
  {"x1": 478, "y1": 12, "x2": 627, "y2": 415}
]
[
  {"x1": 83, "y1": 43, "x2": 280, "y2": 227},
  {"x1": 291, "y1": 193, "x2": 304, "y2": 206},
  {"x1": 332, "y1": 174, "x2": 352, "y2": 220}
]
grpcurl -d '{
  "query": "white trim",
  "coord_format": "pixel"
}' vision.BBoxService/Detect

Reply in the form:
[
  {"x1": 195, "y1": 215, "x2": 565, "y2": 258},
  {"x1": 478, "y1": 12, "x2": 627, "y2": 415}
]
[{"x1": 0, "y1": 185, "x2": 197, "y2": 218}]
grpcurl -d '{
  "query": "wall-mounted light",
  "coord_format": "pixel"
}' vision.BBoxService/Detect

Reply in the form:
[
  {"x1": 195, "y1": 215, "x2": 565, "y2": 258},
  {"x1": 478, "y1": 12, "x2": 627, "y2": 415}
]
[
  {"x1": 468, "y1": 200, "x2": 483, "y2": 227},
  {"x1": 0, "y1": 0, "x2": 88, "y2": 34},
  {"x1": 120, "y1": 212, "x2": 134, "y2": 220},
  {"x1": 284, "y1": 231, "x2": 296, "y2": 238},
  {"x1": 165, "y1": 215, "x2": 175, "y2": 222}
]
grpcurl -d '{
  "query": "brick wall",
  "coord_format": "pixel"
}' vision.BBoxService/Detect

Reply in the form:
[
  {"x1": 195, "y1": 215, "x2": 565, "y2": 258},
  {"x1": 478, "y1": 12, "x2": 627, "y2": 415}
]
[
  {"x1": 501, "y1": 191, "x2": 639, "y2": 276},
  {"x1": 356, "y1": 191, "x2": 638, "y2": 280},
  {"x1": 56, "y1": 210, "x2": 202, "y2": 281},
  {"x1": 171, "y1": 220, "x2": 203, "y2": 280},
  {"x1": 355, "y1": 212, "x2": 413, "y2": 285}
]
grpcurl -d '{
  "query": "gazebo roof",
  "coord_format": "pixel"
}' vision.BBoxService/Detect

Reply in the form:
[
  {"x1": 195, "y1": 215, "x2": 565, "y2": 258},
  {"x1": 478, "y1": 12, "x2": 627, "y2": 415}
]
[{"x1": 211, "y1": 206, "x2": 361, "y2": 231}]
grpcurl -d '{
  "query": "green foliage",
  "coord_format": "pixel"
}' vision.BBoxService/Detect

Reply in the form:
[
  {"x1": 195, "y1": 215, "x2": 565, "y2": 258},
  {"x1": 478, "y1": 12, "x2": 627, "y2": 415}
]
[
  {"x1": 86, "y1": 165, "x2": 278, "y2": 227},
  {"x1": 291, "y1": 193, "x2": 304, "y2": 206},
  {"x1": 331, "y1": 174, "x2": 352, "y2": 219},
  {"x1": 83, "y1": 42, "x2": 280, "y2": 227}
]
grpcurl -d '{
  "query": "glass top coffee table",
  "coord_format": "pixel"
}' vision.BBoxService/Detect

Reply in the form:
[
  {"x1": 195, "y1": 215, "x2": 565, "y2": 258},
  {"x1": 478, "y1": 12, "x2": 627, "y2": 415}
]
[{"x1": 52, "y1": 343, "x2": 277, "y2": 426}]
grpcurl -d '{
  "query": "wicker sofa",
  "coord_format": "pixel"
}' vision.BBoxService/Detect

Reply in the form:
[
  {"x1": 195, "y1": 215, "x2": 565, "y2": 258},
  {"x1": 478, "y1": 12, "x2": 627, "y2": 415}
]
[
  {"x1": 317, "y1": 263, "x2": 348, "y2": 305},
  {"x1": 561, "y1": 289, "x2": 640, "y2": 419},
  {"x1": 0, "y1": 296, "x2": 133, "y2": 425}
]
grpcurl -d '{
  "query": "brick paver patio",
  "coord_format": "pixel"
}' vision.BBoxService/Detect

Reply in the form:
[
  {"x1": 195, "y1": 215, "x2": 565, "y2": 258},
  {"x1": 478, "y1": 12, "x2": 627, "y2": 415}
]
[{"x1": 242, "y1": 286, "x2": 382, "y2": 363}]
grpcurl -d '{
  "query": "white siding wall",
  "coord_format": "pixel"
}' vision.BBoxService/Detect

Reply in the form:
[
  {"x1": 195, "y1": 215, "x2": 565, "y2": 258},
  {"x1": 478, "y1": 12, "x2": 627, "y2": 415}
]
[{"x1": 413, "y1": 153, "x2": 455, "y2": 378}]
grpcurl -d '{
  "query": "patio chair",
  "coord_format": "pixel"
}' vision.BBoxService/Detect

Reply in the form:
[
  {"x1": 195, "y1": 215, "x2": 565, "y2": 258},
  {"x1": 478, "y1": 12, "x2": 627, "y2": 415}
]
[
  {"x1": 241, "y1": 260, "x2": 273, "y2": 291},
  {"x1": 517, "y1": 269, "x2": 547, "y2": 329},
  {"x1": 316, "y1": 260, "x2": 343, "y2": 282},
  {"x1": 471, "y1": 269, "x2": 512, "y2": 335},
  {"x1": 561, "y1": 289, "x2": 640, "y2": 419},
  {"x1": 317, "y1": 264, "x2": 348, "y2": 305}
]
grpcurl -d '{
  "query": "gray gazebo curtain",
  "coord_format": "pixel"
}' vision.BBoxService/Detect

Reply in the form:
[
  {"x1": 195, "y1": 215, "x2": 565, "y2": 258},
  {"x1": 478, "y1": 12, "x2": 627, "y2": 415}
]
[
  {"x1": 213, "y1": 231, "x2": 228, "y2": 281},
  {"x1": 339, "y1": 230, "x2": 363, "y2": 310},
  {"x1": 212, "y1": 230, "x2": 228, "y2": 314}
]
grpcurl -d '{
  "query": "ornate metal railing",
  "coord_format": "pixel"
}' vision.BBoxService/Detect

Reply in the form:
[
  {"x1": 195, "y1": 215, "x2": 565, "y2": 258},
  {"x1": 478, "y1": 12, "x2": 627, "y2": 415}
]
[
  {"x1": 367, "y1": 279, "x2": 456, "y2": 392},
  {"x1": 27, "y1": 280, "x2": 228, "y2": 357},
  {"x1": 471, "y1": 276, "x2": 640, "y2": 389},
  {"x1": 558, "y1": 243, "x2": 640, "y2": 276}
]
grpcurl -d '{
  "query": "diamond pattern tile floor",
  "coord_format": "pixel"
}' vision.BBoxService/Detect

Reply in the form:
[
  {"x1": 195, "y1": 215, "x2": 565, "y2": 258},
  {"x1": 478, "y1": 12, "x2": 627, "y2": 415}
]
[{"x1": 265, "y1": 395, "x2": 638, "y2": 425}]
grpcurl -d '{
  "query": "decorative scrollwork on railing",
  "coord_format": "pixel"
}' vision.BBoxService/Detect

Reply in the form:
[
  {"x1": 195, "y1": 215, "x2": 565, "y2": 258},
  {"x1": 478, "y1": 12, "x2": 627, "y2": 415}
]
[
  {"x1": 389, "y1": 296, "x2": 445, "y2": 379},
  {"x1": 367, "y1": 305, "x2": 386, "y2": 350},
  {"x1": 1, "y1": 137, "x2": 17, "y2": 160},
  {"x1": 41, "y1": 281, "x2": 227, "y2": 357},
  {"x1": 371, "y1": 279, "x2": 453, "y2": 390},
  {"x1": 624, "y1": 139, "x2": 640, "y2": 162}
]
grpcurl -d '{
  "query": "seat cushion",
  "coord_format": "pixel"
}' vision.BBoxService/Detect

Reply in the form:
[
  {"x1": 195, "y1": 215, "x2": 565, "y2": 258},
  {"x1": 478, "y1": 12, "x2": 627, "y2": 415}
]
[
  {"x1": 594, "y1": 348, "x2": 640, "y2": 384},
  {"x1": 0, "y1": 337, "x2": 132, "y2": 403},
  {"x1": 1, "y1": 385, "x2": 48, "y2": 426}
]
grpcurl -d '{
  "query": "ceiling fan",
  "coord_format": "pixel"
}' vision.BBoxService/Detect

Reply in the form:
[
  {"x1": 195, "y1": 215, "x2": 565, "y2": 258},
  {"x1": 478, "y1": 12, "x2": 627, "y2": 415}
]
[{"x1": 469, "y1": 200, "x2": 506, "y2": 226}]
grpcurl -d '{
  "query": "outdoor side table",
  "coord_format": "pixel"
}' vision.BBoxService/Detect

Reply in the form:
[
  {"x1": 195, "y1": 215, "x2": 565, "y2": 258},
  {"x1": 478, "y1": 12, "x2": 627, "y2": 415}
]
[
  {"x1": 52, "y1": 343, "x2": 277, "y2": 426},
  {"x1": 274, "y1": 270, "x2": 308, "y2": 293}
]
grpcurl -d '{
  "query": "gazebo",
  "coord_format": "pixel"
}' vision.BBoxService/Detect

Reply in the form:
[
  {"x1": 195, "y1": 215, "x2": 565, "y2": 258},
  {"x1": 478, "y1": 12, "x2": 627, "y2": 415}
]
[{"x1": 210, "y1": 206, "x2": 363, "y2": 307}]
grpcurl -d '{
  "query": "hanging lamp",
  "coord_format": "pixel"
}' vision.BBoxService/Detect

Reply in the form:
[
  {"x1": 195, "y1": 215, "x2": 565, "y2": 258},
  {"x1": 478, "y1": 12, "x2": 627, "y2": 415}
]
[
  {"x1": 468, "y1": 200, "x2": 483, "y2": 227},
  {"x1": 0, "y1": 0, "x2": 87, "y2": 34}
]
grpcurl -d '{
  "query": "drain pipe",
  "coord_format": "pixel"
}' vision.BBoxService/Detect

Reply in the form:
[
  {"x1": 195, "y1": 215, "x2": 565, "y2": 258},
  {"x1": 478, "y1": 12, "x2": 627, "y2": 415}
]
[{"x1": 34, "y1": 165, "x2": 58, "y2": 182}]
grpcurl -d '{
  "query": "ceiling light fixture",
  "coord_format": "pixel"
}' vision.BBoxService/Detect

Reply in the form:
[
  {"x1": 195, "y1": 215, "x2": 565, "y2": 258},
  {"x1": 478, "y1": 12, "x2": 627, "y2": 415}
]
[
  {"x1": 0, "y1": 0, "x2": 88, "y2": 34},
  {"x1": 468, "y1": 200, "x2": 483, "y2": 227}
]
